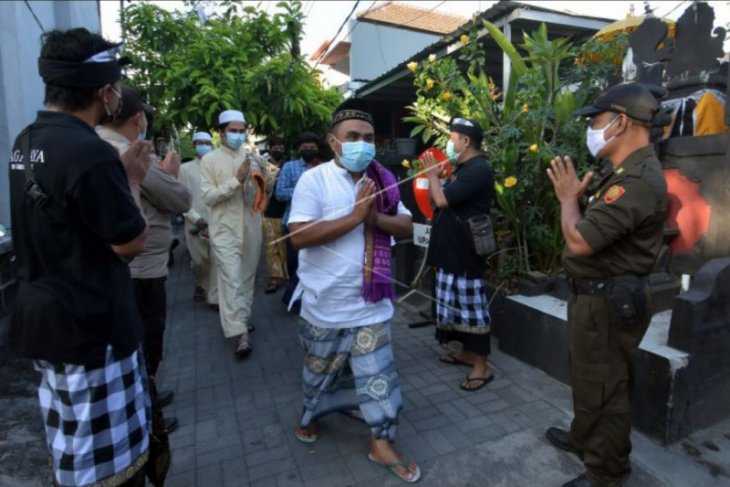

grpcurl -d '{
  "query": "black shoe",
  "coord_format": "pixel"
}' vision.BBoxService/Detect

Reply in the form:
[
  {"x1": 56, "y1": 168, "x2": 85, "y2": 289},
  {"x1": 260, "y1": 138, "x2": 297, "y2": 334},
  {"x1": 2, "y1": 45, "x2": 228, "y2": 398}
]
[
  {"x1": 546, "y1": 427, "x2": 584, "y2": 460},
  {"x1": 235, "y1": 335, "x2": 252, "y2": 359},
  {"x1": 157, "y1": 390, "x2": 174, "y2": 408},
  {"x1": 164, "y1": 416, "x2": 179, "y2": 435},
  {"x1": 562, "y1": 474, "x2": 596, "y2": 487},
  {"x1": 194, "y1": 286, "x2": 205, "y2": 302}
]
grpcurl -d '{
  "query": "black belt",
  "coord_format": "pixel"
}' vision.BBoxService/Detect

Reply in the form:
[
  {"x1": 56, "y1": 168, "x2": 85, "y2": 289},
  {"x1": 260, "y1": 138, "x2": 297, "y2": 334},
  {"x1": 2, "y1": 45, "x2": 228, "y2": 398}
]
[{"x1": 567, "y1": 276, "x2": 645, "y2": 296}]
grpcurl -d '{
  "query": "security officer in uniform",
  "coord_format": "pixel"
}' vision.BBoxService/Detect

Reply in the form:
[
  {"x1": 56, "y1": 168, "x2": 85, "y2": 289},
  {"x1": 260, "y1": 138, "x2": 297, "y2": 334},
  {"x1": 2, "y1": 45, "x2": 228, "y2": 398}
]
[{"x1": 545, "y1": 83, "x2": 668, "y2": 487}]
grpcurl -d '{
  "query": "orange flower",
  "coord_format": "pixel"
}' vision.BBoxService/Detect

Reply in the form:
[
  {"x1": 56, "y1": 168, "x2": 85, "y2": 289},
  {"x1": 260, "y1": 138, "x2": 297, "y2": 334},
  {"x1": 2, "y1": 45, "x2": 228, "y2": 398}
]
[
  {"x1": 505, "y1": 176, "x2": 518, "y2": 188},
  {"x1": 522, "y1": 103, "x2": 529, "y2": 113},
  {"x1": 442, "y1": 91, "x2": 453, "y2": 101},
  {"x1": 529, "y1": 143, "x2": 539, "y2": 153},
  {"x1": 426, "y1": 78, "x2": 435, "y2": 90},
  {"x1": 488, "y1": 77, "x2": 501, "y2": 102},
  {"x1": 460, "y1": 34, "x2": 469, "y2": 46}
]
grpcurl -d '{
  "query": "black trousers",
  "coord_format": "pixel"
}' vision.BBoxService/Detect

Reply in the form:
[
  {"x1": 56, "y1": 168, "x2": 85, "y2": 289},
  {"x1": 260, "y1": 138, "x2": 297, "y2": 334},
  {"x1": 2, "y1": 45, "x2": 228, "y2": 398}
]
[
  {"x1": 133, "y1": 277, "x2": 167, "y2": 377},
  {"x1": 568, "y1": 292, "x2": 650, "y2": 487},
  {"x1": 282, "y1": 226, "x2": 300, "y2": 306}
]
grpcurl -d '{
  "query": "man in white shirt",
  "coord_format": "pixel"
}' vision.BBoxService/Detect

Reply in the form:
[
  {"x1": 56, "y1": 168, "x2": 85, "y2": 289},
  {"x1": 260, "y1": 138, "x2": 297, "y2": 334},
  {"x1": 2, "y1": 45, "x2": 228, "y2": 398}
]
[
  {"x1": 288, "y1": 99, "x2": 420, "y2": 483},
  {"x1": 201, "y1": 110, "x2": 267, "y2": 358},
  {"x1": 179, "y1": 131, "x2": 218, "y2": 306}
]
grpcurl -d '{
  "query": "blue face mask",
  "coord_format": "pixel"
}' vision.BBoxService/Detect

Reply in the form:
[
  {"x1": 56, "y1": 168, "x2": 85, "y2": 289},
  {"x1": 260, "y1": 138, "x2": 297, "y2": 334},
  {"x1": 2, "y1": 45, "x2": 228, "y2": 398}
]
[
  {"x1": 336, "y1": 139, "x2": 376, "y2": 173},
  {"x1": 137, "y1": 130, "x2": 147, "y2": 142},
  {"x1": 445, "y1": 139, "x2": 461, "y2": 162},
  {"x1": 195, "y1": 144, "x2": 212, "y2": 157},
  {"x1": 226, "y1": 132, "x2": 246, "y2": 149}
]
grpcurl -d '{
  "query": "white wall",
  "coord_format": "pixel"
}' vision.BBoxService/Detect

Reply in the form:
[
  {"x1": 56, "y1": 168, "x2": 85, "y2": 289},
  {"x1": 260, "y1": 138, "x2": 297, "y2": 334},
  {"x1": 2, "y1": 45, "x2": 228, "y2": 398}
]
[
  {"x1": 0, "y1": 1, "x2": 100, "y2": 228},
  {"x1": 349, "y1": 21, "x2": 439, "y2": 82}
]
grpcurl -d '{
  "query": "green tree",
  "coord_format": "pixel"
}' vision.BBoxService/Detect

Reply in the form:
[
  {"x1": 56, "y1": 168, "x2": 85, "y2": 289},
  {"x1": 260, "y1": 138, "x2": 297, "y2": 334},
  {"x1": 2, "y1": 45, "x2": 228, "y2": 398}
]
[
  {"x1": 404, "y1": 23, "x2": 628, "y2": 278},
  {"x1": 121, "y1": 1, "x2": 341, "y2": 145}
]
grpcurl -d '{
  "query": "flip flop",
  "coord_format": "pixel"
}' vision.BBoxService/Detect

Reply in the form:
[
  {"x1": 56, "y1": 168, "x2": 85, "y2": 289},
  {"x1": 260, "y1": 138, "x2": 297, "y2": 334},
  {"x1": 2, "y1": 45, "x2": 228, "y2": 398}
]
[
  {"x1": 294, "y1": 427, "x2": 318, "y2": 444},
  {"x1": 459, "y1": 373, "x2": 495, "y2": 392},
  {"x1": 367, "y1": 453, "x2": 422, "y2": 483},
  {"x1": 439, "y1": 354, "x2": 473, "y2": 367}
]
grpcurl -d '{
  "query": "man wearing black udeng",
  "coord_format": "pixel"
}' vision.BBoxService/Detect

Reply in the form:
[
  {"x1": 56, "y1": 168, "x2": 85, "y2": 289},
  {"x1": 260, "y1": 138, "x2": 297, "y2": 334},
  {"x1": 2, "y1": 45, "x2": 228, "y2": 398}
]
[
  {"x1": 8, "y1": 29, "x2": 153, "y2": 486},
  {"x1": 422, "y1": 117, "x2": 495, "y2": 392}
]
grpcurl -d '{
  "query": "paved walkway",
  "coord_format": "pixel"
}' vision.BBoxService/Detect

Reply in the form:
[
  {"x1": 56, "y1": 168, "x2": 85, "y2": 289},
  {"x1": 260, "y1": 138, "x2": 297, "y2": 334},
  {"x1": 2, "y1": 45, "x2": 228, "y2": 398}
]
[
  {"x1": 157, "y1": 240, "x2": 728, "y2": 487},
  {"x1": 3, "y1": 235, "x2": 730, "y2": 486}
]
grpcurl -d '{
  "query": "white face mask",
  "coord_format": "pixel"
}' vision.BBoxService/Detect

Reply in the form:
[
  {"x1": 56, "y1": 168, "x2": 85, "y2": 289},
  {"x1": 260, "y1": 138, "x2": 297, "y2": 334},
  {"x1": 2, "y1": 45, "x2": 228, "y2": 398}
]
[{"x1": 586, "y1": 116, "x2": 619, "y2": 157}]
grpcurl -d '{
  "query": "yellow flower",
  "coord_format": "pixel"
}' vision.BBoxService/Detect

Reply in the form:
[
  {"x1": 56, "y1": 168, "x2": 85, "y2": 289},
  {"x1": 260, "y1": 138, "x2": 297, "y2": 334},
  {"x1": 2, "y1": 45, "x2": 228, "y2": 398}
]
[
  {"x1": 401, "y1": 159, "x2": 411, "y2": 169},
  {"x1": 428, "y1": 54, "x2": 437, "y2": 62},
  {"x1": 504, "y1": 176, "x2": 518, "y2": 188},
  {"x1": 488, "y1": 77, "x2": 501, "y2": 101},
  {"x1": 407, "y1": 61, "x2": 418, "y2": 72},
  {"x1": 529, "y1": 143, "x2": 539, "y2": 153},
  {"x1": 442, "y1": 91, "x2": 452, "y2": 101},
  {"x1": 460, "y1": 34, "x2": 469, "y2": 46},
  {"x1": 426, "y1": 78, "x2": 434, "y2": 90},
  {"x1": 522, "y1": 103, "x2": 529, "y2": 113}
]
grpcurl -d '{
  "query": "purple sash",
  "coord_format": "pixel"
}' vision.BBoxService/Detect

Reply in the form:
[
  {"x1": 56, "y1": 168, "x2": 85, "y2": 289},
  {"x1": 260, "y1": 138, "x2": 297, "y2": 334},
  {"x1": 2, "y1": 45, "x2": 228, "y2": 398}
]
[{"x1": 362, "y1": 161, "x2": 400, "y2": 303}]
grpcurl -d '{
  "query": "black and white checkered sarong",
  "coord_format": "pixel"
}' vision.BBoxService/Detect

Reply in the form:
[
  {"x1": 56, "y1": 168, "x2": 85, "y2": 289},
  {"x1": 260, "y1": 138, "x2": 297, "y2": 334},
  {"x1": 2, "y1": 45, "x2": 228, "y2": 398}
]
[
  {"x1": 435, "y1": 268, "x2": 491, "y2": 333},
  {"x1": 35, "y1": 346, "x2": 150, "y2": 487}
]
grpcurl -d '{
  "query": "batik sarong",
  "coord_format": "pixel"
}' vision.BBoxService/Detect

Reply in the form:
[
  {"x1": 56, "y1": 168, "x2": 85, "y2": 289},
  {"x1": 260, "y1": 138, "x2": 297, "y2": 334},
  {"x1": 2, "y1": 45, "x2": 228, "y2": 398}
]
[{"x1": 299, "y1": 319, "x2": 402, "y2": 441}]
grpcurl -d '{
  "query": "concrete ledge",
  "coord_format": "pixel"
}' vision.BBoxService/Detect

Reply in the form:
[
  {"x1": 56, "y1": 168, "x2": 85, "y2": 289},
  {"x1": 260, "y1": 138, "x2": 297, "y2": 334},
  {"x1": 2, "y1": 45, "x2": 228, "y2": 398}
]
[{"x1": 491, "y1": 291, "x2": 712, "y2": 444}]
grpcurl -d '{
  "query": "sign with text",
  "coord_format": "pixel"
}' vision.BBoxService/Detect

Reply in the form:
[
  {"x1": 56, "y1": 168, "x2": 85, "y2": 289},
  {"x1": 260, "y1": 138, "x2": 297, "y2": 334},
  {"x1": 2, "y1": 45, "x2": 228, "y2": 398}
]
[{"x1": 413, "y1": 223, "x2": 431, "y2": 248}]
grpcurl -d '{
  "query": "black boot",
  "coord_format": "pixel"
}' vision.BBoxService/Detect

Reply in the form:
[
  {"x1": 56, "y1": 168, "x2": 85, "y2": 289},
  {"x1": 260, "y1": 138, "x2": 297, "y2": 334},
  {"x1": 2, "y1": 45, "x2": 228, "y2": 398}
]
[
  {"x1": 562, "y1": 474, "x2": 596, "y2": 487},
  {"x1": 546, "y1": 427, "x2": 584, "y2": 460}
]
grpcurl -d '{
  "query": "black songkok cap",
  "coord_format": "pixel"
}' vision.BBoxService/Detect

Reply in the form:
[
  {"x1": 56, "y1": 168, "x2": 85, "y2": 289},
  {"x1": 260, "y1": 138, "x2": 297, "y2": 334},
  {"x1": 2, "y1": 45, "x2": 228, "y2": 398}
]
[
  {"x1": 449, "y1": 116, "x2": 484, "y2": 140},
  {"x1": 330, "y1": 98, "x2": 374, "y2": 130},
  {"x1": 116, "y1": 85, "x2": 154, "y2": 120},
  {"x1": 38, "y1": 43, "x2": 131, "y2": 89}
]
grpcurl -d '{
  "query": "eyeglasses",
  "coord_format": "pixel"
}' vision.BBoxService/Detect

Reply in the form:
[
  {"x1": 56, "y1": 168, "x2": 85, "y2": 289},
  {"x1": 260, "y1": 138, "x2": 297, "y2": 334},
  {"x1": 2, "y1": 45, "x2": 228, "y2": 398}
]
[
  {"x1": 109, "y1": 87, "x2": 123, "y2": 111},
  {"x1": 226, "y1": 128, "x2": 247, "y2": 134},
  {"x1": 589, "y1": 115, "x2": 620, "y2": 130}
]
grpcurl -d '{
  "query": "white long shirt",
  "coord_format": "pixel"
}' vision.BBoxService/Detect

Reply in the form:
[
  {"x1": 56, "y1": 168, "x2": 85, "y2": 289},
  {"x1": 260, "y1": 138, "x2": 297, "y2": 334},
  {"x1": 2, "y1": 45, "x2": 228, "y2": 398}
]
[
  {"x1": 179, "y1": 158, "x2": 209, "y2": 226},
  {"x1": 200, "y1": 145, "x2": 266, "y2": 247},
  {"x1": 288, "y1": 160, "x2": 410, "y2": 329}
]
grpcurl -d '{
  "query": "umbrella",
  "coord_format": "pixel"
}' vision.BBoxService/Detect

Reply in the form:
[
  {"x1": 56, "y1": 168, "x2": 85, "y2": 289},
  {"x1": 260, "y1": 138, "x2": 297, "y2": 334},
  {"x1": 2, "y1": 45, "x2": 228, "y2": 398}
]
[{"x1": 595, "y1": 15, "x2": 676, "y2": 39}]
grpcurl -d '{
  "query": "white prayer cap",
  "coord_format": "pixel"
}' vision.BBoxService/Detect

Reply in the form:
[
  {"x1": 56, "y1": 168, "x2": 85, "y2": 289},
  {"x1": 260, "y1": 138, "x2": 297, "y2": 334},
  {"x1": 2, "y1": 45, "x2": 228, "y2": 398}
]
[
  {"x1": 218, "y1": 110, "x2": 246, "y2": 125},
  {"x1": 193, "y1": 131, "x2": 212, "y2": 142}
]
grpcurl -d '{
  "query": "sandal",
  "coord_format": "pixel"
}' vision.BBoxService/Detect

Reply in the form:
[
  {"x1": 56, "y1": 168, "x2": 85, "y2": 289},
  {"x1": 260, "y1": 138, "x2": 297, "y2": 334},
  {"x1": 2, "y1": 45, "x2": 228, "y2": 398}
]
[
  {"x1": 235, "y1": 336, "x2": 252, "y2": 359},
  {"x1": 459, "y1": 373, "x2": 494, "y2": 392},
  {"x1": 367, "y1": 453, "x2": 422, "y2": 483},
  {"x1": 294, "y1": 425, "x2": 318, "y2": 444},
  {"x1": 439, "y1": 354, "x2": 472, "y2": 368}
]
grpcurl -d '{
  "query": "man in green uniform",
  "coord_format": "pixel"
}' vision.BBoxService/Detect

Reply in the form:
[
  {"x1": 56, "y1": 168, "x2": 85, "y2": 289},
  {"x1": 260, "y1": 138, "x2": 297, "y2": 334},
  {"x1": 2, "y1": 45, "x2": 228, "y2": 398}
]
[{"x1": 545, "y1": 83, "x2": 668, "y2": 487}]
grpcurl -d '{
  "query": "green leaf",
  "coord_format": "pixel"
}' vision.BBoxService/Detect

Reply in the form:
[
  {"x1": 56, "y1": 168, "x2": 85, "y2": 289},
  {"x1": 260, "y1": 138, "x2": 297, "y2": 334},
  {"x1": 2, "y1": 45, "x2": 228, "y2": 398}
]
[{"x1": 482, "y1": 20, "x2": 527, "y2": 77}]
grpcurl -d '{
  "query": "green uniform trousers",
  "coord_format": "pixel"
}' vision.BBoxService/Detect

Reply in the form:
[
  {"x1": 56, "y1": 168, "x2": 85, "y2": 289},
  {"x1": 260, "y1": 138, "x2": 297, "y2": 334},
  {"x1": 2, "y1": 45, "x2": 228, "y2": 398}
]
[{"x1": 567, "y1": 293, "x2": 651, "y2": 487}]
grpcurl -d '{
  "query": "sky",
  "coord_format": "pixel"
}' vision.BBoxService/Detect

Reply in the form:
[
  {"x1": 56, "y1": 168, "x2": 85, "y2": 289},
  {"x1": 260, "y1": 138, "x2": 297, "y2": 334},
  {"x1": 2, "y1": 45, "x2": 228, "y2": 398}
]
[{"x1": 99, "y1": 1, "x2": 730, "y2": 58}]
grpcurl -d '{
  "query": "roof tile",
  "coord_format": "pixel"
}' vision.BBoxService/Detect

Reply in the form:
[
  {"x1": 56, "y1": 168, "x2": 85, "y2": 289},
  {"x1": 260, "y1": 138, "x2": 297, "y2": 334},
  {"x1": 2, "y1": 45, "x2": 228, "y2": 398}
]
[{"x1": 358, "y1": 1, "x2": 468, "y2": 35}]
